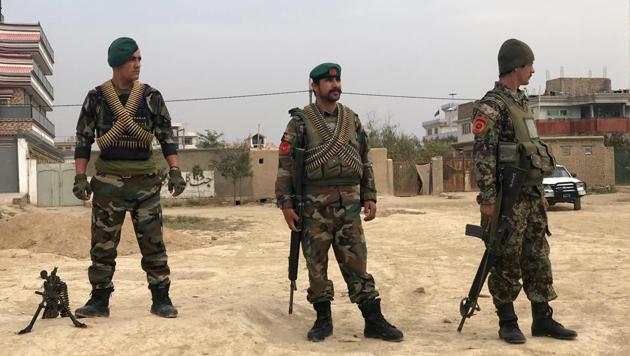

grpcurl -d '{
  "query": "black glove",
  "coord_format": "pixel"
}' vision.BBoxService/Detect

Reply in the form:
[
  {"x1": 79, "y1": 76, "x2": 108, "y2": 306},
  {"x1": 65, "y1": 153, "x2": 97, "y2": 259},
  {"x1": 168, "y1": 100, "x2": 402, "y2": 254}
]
[
  {"x1": 73, "y1": 174, "x2": 92, "y2": 200},
  {"x1": 168, "y1": 167, "x2": 186, "y2": 196}
]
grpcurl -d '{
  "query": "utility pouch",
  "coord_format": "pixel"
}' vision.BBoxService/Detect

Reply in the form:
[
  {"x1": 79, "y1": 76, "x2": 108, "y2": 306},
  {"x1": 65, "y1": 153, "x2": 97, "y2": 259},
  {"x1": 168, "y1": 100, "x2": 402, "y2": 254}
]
[{"x1": 498, "y1": 142, "x2": 519, "y2": 164}]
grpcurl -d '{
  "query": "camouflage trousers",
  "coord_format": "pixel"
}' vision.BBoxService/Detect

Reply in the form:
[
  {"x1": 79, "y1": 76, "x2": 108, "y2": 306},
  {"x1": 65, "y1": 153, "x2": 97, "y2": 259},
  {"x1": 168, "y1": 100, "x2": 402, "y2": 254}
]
[
  {"x1": 301, "y1": 185, "x2": 379, "y2": 304},
  {"x1": 487, "y1": 194, "x2": 557, "y2": 305},
  {"x1": 88, "y1": 173, "x2": 170, "y2": 289}
]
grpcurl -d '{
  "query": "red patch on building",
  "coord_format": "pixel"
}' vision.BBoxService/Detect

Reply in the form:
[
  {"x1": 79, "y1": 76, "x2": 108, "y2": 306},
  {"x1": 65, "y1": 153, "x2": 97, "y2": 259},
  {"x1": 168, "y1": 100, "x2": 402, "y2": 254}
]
[
  {"x1": 472, "y1": 114, "x2": 488, "y2": 134},
  {"x1": 279, "y1": 141, "x2": 292, "y2": 155}
]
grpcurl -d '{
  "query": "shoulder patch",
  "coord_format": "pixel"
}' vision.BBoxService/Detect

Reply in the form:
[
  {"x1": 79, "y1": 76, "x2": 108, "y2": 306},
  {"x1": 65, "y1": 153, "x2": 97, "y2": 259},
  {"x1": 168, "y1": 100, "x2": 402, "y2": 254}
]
[
  {"x1": 472, "y1": 114, "x2": 489, "y2": 135},
  {"x1": 279, "y1": 141, "x2": 292, "y2": 155}
]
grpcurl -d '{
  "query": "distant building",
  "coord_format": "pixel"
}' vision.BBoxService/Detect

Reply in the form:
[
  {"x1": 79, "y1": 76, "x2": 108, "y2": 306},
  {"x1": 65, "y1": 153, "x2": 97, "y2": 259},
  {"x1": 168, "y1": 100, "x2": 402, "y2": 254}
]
[
  {"x1": 0, "y1": 21, "x2": 61, "y2": 197},
  {"x1": 531, "y1": 78, "x2": 630, "y2": 136},
  {"x1": 422, "y1": 102, "x2": 458, "y2": 141},
  {"x1": 151, "y1": 122, "x2": 200, "y2": 150}
]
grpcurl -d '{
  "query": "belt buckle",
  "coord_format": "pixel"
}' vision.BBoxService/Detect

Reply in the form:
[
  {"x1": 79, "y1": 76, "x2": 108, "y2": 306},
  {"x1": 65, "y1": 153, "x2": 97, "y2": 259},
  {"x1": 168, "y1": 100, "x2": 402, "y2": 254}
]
[{"x1": 121, "y1": 175, "x2": 132, "y2": 179}]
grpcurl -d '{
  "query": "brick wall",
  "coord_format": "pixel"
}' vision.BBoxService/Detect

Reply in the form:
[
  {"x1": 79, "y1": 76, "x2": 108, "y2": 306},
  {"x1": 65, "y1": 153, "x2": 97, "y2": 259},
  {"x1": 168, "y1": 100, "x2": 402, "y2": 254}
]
[
  {"x1": 9, "y1": 88, "x2": 25, "y2": 104},
  {"x1": 0, "y1": 121, "x2": 32, "y2": 135},
  {"x1": 545, "y1": 78, "x2": 611, "y2": 96},
  {"x1": 543, "y1": 136, "x2": 614, "y2": 188}
]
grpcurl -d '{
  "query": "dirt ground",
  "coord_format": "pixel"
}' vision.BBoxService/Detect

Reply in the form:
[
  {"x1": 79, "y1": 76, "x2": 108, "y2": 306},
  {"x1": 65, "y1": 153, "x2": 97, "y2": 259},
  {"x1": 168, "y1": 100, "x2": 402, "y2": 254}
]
[{"x1": 0, "y1": 191, "x2": 628, "y2": 356}]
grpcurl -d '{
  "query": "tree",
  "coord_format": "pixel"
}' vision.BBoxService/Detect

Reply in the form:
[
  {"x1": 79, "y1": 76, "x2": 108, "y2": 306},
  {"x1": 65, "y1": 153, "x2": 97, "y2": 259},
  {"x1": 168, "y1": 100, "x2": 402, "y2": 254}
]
[
  {"x1": 197, "y1": 129, "x2": 225, "y2": 148},
  {"x1": 364, "y1": 112, "x2": 456, "y2": 162},
  {"x1": 212, "y1": 144, "x2": 252, "y2": 204}
]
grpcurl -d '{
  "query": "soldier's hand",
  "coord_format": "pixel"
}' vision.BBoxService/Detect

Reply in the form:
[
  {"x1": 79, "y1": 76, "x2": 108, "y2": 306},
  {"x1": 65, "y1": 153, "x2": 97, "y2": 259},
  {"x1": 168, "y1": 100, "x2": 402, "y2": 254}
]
[
  {"x1": 541, "y1": 196, "x2": 549, "y2": 211},
  {"x1": 363, "y1": 200, "x2": 377, "y2": 221},
  {"x1": 168, "y1": 167, "x2": 186, "y2": 197},
  {"x1": 72, "y1": 174, "x2": 92, "y2": 200},
  {"x1": 282, "y1": 208, "x2": 299, "y2": 232},
  {"x1": 480, "y1": 203, "x2": 494, "y2": 220}
]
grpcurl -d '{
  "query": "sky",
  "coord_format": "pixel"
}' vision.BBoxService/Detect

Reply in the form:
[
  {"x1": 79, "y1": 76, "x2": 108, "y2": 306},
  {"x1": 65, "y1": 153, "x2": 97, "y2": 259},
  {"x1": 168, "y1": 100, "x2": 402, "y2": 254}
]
[{"x1": 6, "y1": 0, "x2": 630, "y2": 142}]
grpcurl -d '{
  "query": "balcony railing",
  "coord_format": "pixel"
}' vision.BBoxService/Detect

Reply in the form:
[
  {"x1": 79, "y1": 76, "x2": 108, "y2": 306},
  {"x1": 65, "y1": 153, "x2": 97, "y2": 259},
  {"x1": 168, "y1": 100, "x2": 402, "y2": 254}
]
[
  {"x1": 31, "y1": 63, "x2": 54, "y2": 98},
  {"x1": 0, "y1": 105, "x2": 55, "y2": 135}
]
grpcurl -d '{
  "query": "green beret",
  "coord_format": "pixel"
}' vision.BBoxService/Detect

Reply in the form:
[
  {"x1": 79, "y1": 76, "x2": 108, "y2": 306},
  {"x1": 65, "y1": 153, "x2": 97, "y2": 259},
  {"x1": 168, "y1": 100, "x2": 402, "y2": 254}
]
[
  {"x1": 310, "y1": 63, "x2": 341, "y2": 81},
  {"x1": 498, "y1": 38, "x2": 535, "y2": 75},
  {"x1": 108, "y1": 37, "x2": 139, "y2": 67}
]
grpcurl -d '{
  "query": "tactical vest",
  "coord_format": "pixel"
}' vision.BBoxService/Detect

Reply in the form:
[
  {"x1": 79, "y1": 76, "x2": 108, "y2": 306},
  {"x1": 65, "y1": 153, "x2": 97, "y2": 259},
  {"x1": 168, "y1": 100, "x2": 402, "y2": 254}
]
[
  {"x1": 490, "y1": 92, "x2": 556, "y2": 186},
  {"x1": 297, "y1": 103, "x2": 363, "y2": 185},
  {"x1": 95, "y1": 81, "x2": 156, "y2": 161}
]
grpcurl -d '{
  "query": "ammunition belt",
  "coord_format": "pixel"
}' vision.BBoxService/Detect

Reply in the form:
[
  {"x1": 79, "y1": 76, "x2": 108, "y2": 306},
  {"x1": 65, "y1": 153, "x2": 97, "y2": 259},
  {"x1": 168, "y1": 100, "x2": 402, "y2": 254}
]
[
  {"x1": 96, "y1": 80, "x2": 155, "y2": 150},
  {"x1": 303, "y1": 104, "x2": 363, "y2": 176}
]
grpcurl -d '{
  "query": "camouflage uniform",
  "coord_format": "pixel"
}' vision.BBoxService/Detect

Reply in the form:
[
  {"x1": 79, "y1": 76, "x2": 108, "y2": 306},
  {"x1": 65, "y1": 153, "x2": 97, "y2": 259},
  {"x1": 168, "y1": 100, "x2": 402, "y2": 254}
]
[
  {"x1": 276, "y1": 103, "x2": 379, "y2": 304},
  {"x1": 75, "y1": 82, "x2": 177, "y2": 289},
  {"x1": 473, "y1": 82, "x2": 557, "y2": 306}
]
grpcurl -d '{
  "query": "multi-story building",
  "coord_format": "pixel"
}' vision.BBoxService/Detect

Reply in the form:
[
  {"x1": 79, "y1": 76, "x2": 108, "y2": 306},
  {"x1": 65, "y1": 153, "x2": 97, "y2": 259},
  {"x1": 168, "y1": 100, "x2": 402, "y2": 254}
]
[
  {"x1": 422, "y1": 102, "x2": 459, "y2": 141},
  {"x1": 0, "y1": 21, "x2": 61, "y2": 197}
]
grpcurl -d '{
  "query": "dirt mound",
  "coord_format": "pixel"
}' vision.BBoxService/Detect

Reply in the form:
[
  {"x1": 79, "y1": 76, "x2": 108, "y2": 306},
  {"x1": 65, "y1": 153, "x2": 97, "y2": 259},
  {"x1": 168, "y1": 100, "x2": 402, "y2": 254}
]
[{"x1": 0, "y1": 207, "x2": 209, "y2": 259}]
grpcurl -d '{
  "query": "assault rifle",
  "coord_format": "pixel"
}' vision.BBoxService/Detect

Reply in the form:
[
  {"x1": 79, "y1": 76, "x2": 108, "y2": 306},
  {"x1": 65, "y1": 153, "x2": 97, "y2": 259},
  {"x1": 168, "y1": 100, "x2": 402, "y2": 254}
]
[
  {"x1": 457, "y1": 164, "x2": 528, "y2": 332},
  {"x1": 288, "y1": 147, "x2": 305, "y2": 314},
  {"x1": 19, "y1": 267, "x2": 87, "y2": 334}
]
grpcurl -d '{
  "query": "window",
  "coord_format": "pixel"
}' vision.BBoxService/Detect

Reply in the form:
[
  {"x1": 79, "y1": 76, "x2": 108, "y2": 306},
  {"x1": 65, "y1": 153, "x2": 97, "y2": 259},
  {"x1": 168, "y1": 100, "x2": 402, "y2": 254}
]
[
  {"x1": 559, "y1": 109, "x2": 568, "y2": 116},
  {"x1": 259, "y1": 158, "x2": 264, "y2": 164},
  {"x1": 561, "y1": 146, "x2": 571, "y2": 156},
  {"x1": 462, "y1": 123, "x2": 471, "y2": 135},
  {"x1": 546, "y1": 109, "x2": 558, "y2": 117},
  {"x1": 184, "y1": 138, "x2": 192, "y2": 145},
  {"x1": 583, "y1": 146, "x2": 592, "y2": 156}
]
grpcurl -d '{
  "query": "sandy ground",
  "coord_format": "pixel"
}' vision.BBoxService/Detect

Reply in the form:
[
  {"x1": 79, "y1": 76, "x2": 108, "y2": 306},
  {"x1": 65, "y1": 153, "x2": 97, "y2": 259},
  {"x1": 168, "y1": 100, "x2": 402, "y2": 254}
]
[{"x1": 0, "y1": 191, "x2": 628, "y2": 356}]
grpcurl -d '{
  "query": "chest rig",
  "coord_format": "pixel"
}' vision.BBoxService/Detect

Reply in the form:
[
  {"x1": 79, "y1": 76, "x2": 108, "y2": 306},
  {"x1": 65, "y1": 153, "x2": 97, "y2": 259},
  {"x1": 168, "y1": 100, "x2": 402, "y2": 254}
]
[
  {"x1": 300, "y1": 103, "x2": 363, "y2": 183},
  {"x1": 489, "y1": 92, "x2": 556, "y2": 186},
  {"x1": 95, "y1": 80, "x2": 155, "y2": 152}
]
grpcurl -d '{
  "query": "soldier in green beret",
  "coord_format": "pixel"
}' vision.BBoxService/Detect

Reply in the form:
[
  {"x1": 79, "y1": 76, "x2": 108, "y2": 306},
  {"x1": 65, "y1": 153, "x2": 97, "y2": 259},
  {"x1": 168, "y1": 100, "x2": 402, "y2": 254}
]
[
  {"x1": 72, "y1": 37, "x2": 186, "y2": 319},
  {"x1": 275, "y1": 62, "x2": 403, "y2": 342},
  {"x1": 472, "y1": 38, "x2": 577, "y2": 343}
]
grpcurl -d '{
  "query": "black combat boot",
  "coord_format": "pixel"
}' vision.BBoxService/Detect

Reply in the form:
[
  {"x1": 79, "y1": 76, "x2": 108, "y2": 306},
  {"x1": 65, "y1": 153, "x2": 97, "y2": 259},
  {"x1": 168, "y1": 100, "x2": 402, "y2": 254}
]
[
  {"x1": 307, "y1": 301, "x2": 333, "y2": 342},
  {"x1": 75, "y1": 287, "x2": 113, "y2": 318},
  {"x1": 531, "y1": 302, "x2": 577, "y2": 340},
  {"x1": 358, "y1": 298, "x2": 403, "y2": 342},
  {"x1": 496, "y1": 303, "x2": 526, "y2": 344},
  {"x1": 149, "y1": 284, "x2": 178, "y2": 318}
]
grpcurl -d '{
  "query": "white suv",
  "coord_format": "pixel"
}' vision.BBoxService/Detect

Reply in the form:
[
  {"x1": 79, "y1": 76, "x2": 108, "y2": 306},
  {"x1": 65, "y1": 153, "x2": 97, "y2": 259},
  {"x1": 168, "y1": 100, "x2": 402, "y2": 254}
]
[{"x1": 543, "y1": 165, "x2": 587, "y2": 210}]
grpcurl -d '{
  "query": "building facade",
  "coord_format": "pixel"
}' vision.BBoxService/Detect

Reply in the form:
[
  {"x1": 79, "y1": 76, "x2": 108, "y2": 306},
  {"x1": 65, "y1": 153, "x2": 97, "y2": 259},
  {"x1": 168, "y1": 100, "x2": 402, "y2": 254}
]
[
  {"x1": 0, "y1": 21, "x2": 60, "y2": 199},
  {"x1": 422, "y1": 102, "x2": 459, "y2": 141}
]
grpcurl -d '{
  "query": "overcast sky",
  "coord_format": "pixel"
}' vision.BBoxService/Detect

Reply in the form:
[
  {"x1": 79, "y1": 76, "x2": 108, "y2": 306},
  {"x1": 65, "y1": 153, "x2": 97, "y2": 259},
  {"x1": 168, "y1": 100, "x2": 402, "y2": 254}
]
[{"x1": 6, "y1": 0, "x2": 629, "y2": 142}]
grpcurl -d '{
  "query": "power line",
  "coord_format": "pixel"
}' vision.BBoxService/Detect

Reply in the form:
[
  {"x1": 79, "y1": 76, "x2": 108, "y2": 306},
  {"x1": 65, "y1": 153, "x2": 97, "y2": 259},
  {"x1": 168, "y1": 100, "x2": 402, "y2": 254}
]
[{"x1": 49, "y1": 90, "x2": 476, "y2": 108}]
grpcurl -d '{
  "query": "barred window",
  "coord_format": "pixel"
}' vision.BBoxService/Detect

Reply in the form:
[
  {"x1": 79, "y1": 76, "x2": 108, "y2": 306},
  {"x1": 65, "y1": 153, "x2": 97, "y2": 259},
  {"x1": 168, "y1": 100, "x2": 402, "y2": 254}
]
[
  {"x1": 583, "y1": 146, "x2": 593, "y2": 156},
  {"x1": 561, "y1": 146, "x2": 571, "y2": 156}
]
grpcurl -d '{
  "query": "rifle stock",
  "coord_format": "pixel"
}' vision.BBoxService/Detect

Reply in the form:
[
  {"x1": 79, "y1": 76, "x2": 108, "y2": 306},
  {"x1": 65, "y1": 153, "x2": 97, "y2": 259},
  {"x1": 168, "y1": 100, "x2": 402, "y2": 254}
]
[{"x1": 288, "y1": 147, "x2": 305, "y2": 314}]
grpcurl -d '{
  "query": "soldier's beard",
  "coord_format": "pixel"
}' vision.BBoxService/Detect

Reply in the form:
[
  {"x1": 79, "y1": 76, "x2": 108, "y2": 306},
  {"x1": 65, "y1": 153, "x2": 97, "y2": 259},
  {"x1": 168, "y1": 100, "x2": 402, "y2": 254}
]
[{"x1": 325, "y1": 89, "x2": 342, "y2": 102}]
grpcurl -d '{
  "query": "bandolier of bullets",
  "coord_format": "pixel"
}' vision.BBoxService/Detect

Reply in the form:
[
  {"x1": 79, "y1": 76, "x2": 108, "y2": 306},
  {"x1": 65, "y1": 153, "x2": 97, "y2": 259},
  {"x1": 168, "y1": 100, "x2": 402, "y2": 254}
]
[
  {"x1": 96, "y1": 80, "x2": 155, "y2": 150},
  {"x1": 304, "y1": 104, "x2": 363, "y2": 176}
]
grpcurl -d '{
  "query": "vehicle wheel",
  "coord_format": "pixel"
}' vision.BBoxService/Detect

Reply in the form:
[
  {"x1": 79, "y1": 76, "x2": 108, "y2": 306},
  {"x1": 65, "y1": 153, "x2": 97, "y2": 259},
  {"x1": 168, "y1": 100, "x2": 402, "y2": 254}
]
[{"x1": 573, "y1": 196, "x2": 581, "y2": 210}]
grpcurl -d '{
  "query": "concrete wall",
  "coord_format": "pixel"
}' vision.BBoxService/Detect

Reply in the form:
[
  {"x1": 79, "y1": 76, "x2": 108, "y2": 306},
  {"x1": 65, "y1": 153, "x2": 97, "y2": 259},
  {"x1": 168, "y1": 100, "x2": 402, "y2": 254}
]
[
  {"x1": 543, "y1": 136, "x2": 615, "y2": 188},
  {"x1": 250, "y1": 149, "x2": 279, "y2": 200},
  {"x1": 368, "y1": 148, "x2": 391, "y2": 195},
  {"x1": 431, "y1": 156, "x2": 444, "y2": 194}
]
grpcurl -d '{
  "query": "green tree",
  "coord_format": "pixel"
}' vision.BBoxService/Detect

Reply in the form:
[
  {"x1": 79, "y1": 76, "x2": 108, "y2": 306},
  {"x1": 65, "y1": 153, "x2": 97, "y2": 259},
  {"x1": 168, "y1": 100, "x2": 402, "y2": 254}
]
[
  {"x1": 197, "y1": 129, "x2": 225, "y2": 148},
  {"x1": 364, "y1": 112, "x2": 456, "y2": 162},
  {"x1": 212, "y1": 144, "x2": 252, "y2": 204}
]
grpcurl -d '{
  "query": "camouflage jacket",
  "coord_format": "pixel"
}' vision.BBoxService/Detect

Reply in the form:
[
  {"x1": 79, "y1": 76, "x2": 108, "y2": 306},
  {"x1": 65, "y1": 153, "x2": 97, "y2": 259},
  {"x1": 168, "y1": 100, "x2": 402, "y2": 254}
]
[
  {"x1": 275, "y1": 104, "x2": 377, "y2": 209},
  {"x1": 74, "y1": 82, "x2": 177, "y2": 160},
  {"x1": 472, "y1": 81, "x2": 541, "y2": 204}
]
